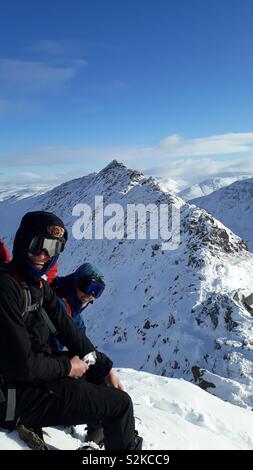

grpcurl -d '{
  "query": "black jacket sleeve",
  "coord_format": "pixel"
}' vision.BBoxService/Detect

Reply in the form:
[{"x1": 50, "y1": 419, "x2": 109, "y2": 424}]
[
  {"x1": 0, "y1": 274, "x2": 112, "y2": 385},
  {"x1": 42, "y1": 280, "x2": 113, "y2": 380},
  {"x1": 0, "y1": 274, "x2": 71, "y2": 383}
]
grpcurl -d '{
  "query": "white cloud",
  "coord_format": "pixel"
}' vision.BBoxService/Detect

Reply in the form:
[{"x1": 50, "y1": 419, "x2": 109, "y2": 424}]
[
  {"x1": 159, "y1": 132, "x2": 253, "y2": 157},
  {"x1": 20, "y1": 172, "x2": 42, "y2": 180},
  {"x1": 6, "y1": 154, "x2": 253, "y2": 189},
  {"x1": 144, "y1": 157, "x2": 253, "y2": 186},
  {"x1": 0, "y1": 98, "x2": 38, "y2": 117},
  {"x1": 31, "y1": 39, "x2": 88, "y2": 57},
  {"x1": 0, "y1": 58, "x2": 87, "y2": 91},
  {"x1": 1, "y1": 132, "x2": 253, "y2": 167},
  {"x1": 31, "y1": 40, "x2": 75, "y2": 56},
  {"x1": 1, "y1": 132, "x2": 253, "y2": 187},
  {"x1": 0, "y1": 146, "x2": 119, "y2": 166}
]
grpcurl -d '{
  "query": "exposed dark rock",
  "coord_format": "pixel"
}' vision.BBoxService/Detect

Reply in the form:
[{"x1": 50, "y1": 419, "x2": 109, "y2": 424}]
[{"x1": 191, "y1": 366, "x2": 216, "y2": 391}]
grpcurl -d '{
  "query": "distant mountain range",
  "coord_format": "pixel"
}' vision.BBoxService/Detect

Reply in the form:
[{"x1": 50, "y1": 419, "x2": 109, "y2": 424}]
[
  {"x1": 179, "y1": 174, "x2": 253, "y2": 200},
  {"x1": 0, "y1": 183, "x2": 53, "y2": 202}
]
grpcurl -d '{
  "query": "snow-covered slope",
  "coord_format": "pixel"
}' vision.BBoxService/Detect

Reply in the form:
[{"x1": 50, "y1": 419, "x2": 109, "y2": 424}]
[
  {"x1": 0, "y1": 183, "x2": 53, "y2": 202},
  {"x1": 191, "y1": 178, "x2": 253, "y2": 252},
  {"x1": 154, "y1": 177, "x2": 186, "y2": 194},
  {"x1": 1, "y1": 369, "x2": 253, "y2": 450},
  {"x1": 180, "y1": 175, "x2": 253, "y2": 200},
  {"x1": 1, "y1": 161, "x2": 253, "y2": 409}
]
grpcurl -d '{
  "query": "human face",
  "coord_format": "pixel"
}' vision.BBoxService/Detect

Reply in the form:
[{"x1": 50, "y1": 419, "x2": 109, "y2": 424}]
[
  {"x1": 27, "y1": 251, "x2": 51, "y2": 271},
  {"x1": 76, "y1": 287, "x2": 94, "y2": 308}
]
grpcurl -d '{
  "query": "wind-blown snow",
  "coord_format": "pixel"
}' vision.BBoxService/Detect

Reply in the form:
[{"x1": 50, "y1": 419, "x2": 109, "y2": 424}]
[
  {"x1": 1, "y1": 369, "x2": 253, "y2": 450},
  {"x1": 154, "y1": 177, "x2": 186, "y2": 194}
]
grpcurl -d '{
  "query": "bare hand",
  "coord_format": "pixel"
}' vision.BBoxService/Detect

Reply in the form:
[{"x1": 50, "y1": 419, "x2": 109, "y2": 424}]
[
  {"x1": 68, "y1": 355, "x2": 89, "y2": 379},
  {"x1": 105, "y1": 370, "x2": 124, "y2": 390}
]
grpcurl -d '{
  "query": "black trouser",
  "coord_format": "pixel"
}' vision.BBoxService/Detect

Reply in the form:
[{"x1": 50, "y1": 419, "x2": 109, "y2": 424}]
[{"x1": 2, "y1": 377, "x2": 136, "y2": 450}]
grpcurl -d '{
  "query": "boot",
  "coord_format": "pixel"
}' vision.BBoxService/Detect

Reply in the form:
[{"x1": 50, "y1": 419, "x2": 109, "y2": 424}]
[
  {"x1": 128, "y1": 430, "x2": 143, "y2": 450},
  {"x1": 17, "y1": 424, "x2": 48, "y2": 450},
  {"x1": 85, "y1": 426, "x2": 104, "y2": 446}
]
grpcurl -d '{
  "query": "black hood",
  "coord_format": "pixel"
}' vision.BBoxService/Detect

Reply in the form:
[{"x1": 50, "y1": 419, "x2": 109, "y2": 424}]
[{"x1": 13, "y1": 211, "x2": 68, "y2": 281}]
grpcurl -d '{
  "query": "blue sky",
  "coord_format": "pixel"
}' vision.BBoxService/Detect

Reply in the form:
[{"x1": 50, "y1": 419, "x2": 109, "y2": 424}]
[{"x1": 1, "y1": 0, "x2": 253, "y2": 186}]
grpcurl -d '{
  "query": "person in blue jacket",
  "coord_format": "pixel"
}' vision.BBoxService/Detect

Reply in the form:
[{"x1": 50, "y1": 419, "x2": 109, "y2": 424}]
[
  {"x1": 50, "y1": 262, "x2": 112, "y2": 445},
  {"x1": 50, "y1": 262, "x2": 105, "y2": 343}
]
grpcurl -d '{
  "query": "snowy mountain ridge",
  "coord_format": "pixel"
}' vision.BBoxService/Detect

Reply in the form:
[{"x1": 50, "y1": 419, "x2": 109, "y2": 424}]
[
  {"x1": 1, "y1": 161, "x2": 253, "y2": 410},
  {"x1": 180, "y1": 174, "x2": 253, "y2": 200},
  {"x1": 191, "y1": 177, "x2": 253, "y2": 252}
]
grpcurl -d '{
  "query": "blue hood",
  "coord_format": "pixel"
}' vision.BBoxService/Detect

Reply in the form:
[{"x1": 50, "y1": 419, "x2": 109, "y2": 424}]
[{"x1": 56, "y1": 262, "x2": 105, "y2": 316}]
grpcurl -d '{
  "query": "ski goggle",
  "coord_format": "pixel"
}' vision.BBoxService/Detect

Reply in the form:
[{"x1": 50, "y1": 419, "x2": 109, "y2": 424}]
[
  {"x1": 28, "y1": 236, "x2": 65, "y2": 258},
  {"x1": 78, "y1": 277, "x2": 105, "y2": 299}
]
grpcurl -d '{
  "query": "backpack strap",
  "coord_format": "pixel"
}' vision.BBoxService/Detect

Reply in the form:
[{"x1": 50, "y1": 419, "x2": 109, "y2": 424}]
[
  {"x1": 5, "y1": 387, "x2": 16, "y2": 423},
  {"x1": 22, "y1": 280, "x2": 58, "y2": 336},
  {"x1": 40, "y1": 308, "x2": 57, "y2": 336},
  {"x1": 15, "y1": 279, "x2": 44, "y2": 322},
  {"x1": 39, "y1": 278, "x2": 58, "y2": 336}
]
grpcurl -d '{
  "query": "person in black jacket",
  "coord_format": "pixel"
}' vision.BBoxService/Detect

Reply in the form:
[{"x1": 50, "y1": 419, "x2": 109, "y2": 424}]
[{"x1": 0, "y1": 211, "x2": 142, "y2": 450}]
